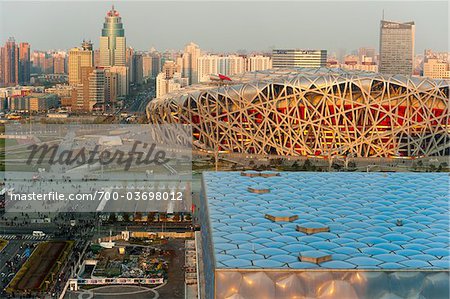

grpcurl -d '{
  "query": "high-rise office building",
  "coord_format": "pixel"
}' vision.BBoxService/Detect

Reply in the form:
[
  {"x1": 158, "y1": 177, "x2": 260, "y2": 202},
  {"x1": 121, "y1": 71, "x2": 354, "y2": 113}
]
[
  {"x1": 126, "y1": 47, "x2": 133, "y2": 67},
  {"x1": 73, "y1": 66, "x2": 105, "y2": 111},
  {"x1": 151, "y1": 54, "x2": 162, "y2": 78},
  {"x1": 99, "y1": 6, "x2": 129, "y2": 97},
  {"x1": 99, "y1": 5, "x2": 126, "y2": 67},
  {"x1": 129, "y1": 51, "x2": 143, "y2": 85},
  {"x1": 379, "y1": 20, "x2": 415, "y2": 75},
  {"x1": 68, "y1": 41, "x2": 94, "y2": 86},
  {"x1": 43, "y1": 54, "x2": 54, "y2": 74},
  {"x1": 104, "y1": 68, "x2": 118, "y2": 105},
  {"x1": 53, "y1": 53, "x2": 66, "y2": 74},
  {"x1": 110, "y1": 66, "x2": 129, "y2": 97},
  {"x1": 74, "y1": 66, "x2": 94, "y2": 111},
  {"x1": 246, "y1": 55, "x2": 272, "y2": 72},
  {"x1": 1, "y1": 37, "x2": 19, "y2": 86},
  {"x1": 126, "y1": 47, "x2": 133, "y2": 84},
  {"x1": 221, "y1": 55, "x2": 245, "y2": 77},
  {"x1": 94, "y1": 50, "x2": 101, "y2": 67},
  {"x1": 0, "y1": 49, "x2": 2, "y2": 84},
  {"x1": 162, "y1": 60, "x2": 181, "y2": 79},
  {"x1": 272, "y1": 49, "x2": 327, "y2": 68},
  {"x1": 197, "y1": 55, "x2": 245, "y2": 82},
  {"x1": 197, "y1": 55, "x2": 219, "y2": 82},
  {"x1": 163, "y1": 50, "x2": 182, "y2": 65},
  {"x1": 134, "y1": 53, "x2": 144, "y2": 84},
  {"x1": 18, "y1": 42, "x2": 31, "y2": 84},
  {"x1": 142, "y1": 55, "x2": 152, "y2": 78},
  {"x1": 31, "y1": 51, "x2": 46, "y2": 74},
  {"x1": 182, "y1": 42, "x2": 201, "y2": 84},
  {"x1": 88, "y1": 68, "x2": 105, "y2": 111},
  {"x1": 145, "y1": 49, "x2": 162, "y2": 79}
]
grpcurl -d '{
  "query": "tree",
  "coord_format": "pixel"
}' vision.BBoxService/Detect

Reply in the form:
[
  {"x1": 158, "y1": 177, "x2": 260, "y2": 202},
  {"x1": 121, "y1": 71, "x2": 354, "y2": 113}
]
[
  {"x1": 270, "y1": 158, "x2": 283, "y2": 166},
  {"x1": 302, "y1": 159, "x2": 316, "y2": 171},
  {"x1": 147, "y1": 212, "x2": 155, "y2": 223},
  {"x1": 332, "y1": 163, "x2": 342, "y2": 171},
  {"x1": 159, "y1": 212, "x2": 167, "y2": 222},
  {"x1": 134, "y1": 212, "x2": 142, "y2": 221},
  {"x1": 122, "y1": 213, "x2": 130, "y2": 222},
  {"x1": 109, "y1": 213, "x2": 117, "y2": 223},
  {"x1": 173, "y1": 213, "x2": 180, "y2": 222},
  {"x1": 185, "y1": 214, "x2": 192, "y2": 222}
]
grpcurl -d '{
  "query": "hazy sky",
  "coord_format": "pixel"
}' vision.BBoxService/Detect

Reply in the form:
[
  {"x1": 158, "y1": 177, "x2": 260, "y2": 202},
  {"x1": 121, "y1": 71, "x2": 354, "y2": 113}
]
[{"x1": 0, "y1": 1, "x2": 448, "y2": 54}]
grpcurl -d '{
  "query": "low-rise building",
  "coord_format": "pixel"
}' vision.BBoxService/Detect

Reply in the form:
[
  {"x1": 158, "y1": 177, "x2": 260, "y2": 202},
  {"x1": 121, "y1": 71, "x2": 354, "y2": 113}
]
[
  {"x1": 8, "y1": 93, "x2": 59, "y2": 112},
  {"x1": 272, "y1": 49, "x2": 327, "y2": 68},
  {"x1": 45, "y1": 84, "x2": 73, "y2": 97},
  {"x1": 341, "y1": 55, "x2": 378, "y2": 72}
]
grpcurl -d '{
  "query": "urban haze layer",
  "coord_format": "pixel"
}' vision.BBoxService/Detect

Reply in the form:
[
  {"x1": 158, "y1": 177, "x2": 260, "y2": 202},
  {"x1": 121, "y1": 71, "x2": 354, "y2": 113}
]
[{"x1": 0, "y1": 1, "x2": 449, "y2": 299}]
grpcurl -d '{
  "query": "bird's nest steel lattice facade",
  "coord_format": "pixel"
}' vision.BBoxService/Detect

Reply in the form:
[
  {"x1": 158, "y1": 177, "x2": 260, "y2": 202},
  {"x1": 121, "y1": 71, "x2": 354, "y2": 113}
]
[{"x1": 147, "y1": 68, "x2": 450, "y2": 157}]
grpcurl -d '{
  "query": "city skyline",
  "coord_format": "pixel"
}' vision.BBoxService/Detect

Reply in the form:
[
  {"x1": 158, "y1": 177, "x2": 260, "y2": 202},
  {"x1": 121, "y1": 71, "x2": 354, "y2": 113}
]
[
  {"x1": 0, "y1": 2, "x2": 449, "y2": 299},
  {"x1": 0, "y1": 1, "x2": 448, "y2": 54}
]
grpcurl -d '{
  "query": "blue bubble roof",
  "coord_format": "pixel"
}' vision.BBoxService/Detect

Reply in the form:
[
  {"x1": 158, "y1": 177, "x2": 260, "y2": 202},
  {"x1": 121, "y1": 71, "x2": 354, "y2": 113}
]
[{"x1": 203, "y1": 172, "x2": 450, "y2": 270}]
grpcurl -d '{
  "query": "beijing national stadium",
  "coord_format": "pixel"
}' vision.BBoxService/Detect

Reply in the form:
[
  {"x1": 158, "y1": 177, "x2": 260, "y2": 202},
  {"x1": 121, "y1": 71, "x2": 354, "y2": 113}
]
[{"x1": 146, "y1": 68, "x2": 449, "y2": 158}]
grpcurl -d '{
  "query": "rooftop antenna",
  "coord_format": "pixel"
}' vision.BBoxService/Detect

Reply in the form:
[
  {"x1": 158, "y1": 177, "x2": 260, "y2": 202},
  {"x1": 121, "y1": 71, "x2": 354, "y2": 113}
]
[{"x1": 382, "y1": 9, "x2": 385, "y2": 20}]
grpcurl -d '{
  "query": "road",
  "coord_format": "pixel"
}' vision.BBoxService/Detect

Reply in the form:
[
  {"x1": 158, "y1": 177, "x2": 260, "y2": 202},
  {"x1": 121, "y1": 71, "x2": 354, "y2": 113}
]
[
  {"x1": 0, "y1": 223, "x2": 59, "y2": 235},
  {"x1": 126, "y1": 83, "x2": 154, "y2": 113},
  {"x1": 0, "y1": 239, "x2": 36, "y2": 295},
  {"x1": 154, "y1": 239, "x2": 185, "y2": 299},
  {"x1": 0, "y1": 240, "x2": 23, "y2": 273}
]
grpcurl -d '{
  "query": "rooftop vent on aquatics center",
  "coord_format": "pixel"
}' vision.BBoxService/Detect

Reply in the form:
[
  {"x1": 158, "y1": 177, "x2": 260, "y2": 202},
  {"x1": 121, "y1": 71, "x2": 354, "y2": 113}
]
[
  {"x1": 297, "y1": 224, "x2": 331, "y2": 235},
  {"x1": 247, "y1": 186, "x2": 270, "y2": 194},
  {"x1": 299, "y1": 251, "x2": 333, "y2": 264},
  {"x1": 265, "y1": 212, "x2": 299, "y2": 222}
]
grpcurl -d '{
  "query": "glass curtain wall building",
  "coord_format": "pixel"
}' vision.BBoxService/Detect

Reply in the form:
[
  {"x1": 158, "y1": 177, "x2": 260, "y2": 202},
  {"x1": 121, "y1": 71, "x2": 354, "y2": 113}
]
[
  {"x1": 379, "y1": 20, "x2": 415, "y2": 76},
  {"x1": 99, "y1": 5, "x2": 126, "y2": 67}
]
